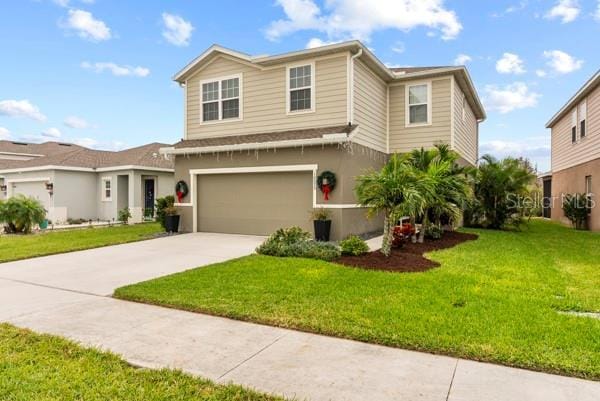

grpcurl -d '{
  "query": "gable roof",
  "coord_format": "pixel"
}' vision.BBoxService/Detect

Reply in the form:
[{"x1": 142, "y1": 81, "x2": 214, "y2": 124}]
[
  {"x1": 172, "y1": 40, "x2": 486, "y2": 121},
  {"x1": 0, "y1": 142, "x2": 173, "y2": 173},
  {"x1": 546, "y1": 69, "x2": 600, "y2": 128},
  {"x1": 0, "y1": 140, "x2": 83, "y2": 157}
]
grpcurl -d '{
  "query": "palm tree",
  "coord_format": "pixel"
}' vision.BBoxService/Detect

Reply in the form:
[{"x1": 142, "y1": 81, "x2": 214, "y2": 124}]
[
  {"x1": 355, "y1": 154, "x2": 431, "y2": 256},
  {"x1": 406, "y1": 145, "x2": 472, "y2": 242}
]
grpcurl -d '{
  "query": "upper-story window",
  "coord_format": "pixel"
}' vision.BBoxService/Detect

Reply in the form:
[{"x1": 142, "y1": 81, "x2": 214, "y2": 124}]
[
  {"x1": 200, "y1": 75, "x2": 241, "y2": 123},
  {"x1": 571, "y1": 109, "x2": 577, "y2": 143},
  {"x1": 406, "y1": 82, "x2": 431, "y2": 126},
  {"x1": 579, "y1": 99, "x2": 587, "y2": 138},
  {"x1": 287, "y1": 63, "x2": 314, "y2": 113}
]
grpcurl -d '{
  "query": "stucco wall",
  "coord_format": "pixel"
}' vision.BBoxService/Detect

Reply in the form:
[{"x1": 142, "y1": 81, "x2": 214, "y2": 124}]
[{"x1": 53, "y1": 170, "x2": 97, "y2": 220}]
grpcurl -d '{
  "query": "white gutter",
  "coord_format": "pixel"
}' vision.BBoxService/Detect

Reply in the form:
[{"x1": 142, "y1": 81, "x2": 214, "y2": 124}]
[
  {"x1": 349, "y1": 48, "x2": 363, "y2": 125},
  {"x1": 0, "y1": 165, "x2": 174, "y2": 174},
  {"x1": 160, "y1": 133, "x2": 353, "y2": 156}
]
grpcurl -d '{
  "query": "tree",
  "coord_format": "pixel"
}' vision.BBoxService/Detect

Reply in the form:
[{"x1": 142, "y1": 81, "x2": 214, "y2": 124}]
[
  {"x1": 0, "y1": 195, "x2": 46, "y2": 234},
  {"x1": 406, "y1": 145, "x2": 473, "y2": 242},
  {"x1": 465, "y1": 155, "x2": 536, "y2": 229},
  {"x1": 355, "y1": 154, "x2": 430, "y2": 256}
]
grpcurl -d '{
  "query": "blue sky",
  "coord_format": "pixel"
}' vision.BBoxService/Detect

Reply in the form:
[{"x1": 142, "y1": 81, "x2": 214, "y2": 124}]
[{"x1": 1, "y1": 0, "x2": 599, "y2": 171}]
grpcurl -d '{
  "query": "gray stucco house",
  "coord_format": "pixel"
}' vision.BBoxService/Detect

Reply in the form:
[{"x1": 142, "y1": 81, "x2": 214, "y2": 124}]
[{"x1": 0, "y1": 141, "x2": 173, "y2": 224}]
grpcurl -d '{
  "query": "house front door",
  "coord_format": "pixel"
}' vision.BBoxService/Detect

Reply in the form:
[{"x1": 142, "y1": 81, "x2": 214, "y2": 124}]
[{"x1": 144, "y1": 179, "x2": 155, "y2": 218}]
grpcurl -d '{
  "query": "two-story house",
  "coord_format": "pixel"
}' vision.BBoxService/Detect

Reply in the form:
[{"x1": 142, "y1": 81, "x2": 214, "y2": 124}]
[
  {"x1": 546, "y1": 70, "x2": 599, "y2": 230},
  {"x1": 161, "y1": 41, "x2": 485, "y2": 240}
]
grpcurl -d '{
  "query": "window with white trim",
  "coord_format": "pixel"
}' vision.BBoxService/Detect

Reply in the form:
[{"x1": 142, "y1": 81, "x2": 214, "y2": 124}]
[
  {"x1": 407, "y1": 83, "x2": 431, "y2": 125},
  {"x1": 585, "y1": 175, "x2": 592, "y2": 209},
  {"x1": 288, "y1": 64, "x2": 313, "y2": 112},
  {"x1": 571, "y1": 109, "x2": 577, "y2": 143},
  {"x1": 200, "y1": 76, "x2": 241, "y2": 122},
  {"x1": 579, "y1": 99, "x2": 587, "y2": 138},
  {"x1": 101, "y1": 177, "x2": 112, "y2": 201}
]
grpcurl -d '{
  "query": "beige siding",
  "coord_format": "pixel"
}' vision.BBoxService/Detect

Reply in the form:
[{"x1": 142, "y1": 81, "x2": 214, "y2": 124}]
[
  {"x1": 388, "y1": 78, "x2": 452, "y2": 153},
  {"x1": 552, "y1": 84, "x2": 600, "y2": 172},
  {"x1": 452, "y1": 78, "x2": 479, "y2": 165},
  {"x1": 352, "y1": 59, "x2": 387, "y2": 152},
  {"x1": 186, "y1": 54, "x2": 348, "y2": 139}
]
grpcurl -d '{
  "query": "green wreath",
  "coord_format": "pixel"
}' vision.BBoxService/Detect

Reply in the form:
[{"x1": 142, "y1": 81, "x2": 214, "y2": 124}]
[
  {"x1": 175, "y1": 180, "x2": 189, "y2": 202},
  {"x1": 317, "y1": 171, "x2": 336, "y2": 193}
]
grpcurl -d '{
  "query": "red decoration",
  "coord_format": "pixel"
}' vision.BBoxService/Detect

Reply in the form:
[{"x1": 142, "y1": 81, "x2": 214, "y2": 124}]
[
  {"x1": 176, "y1": 191, "x2": 184, "y2": 203},
  {"x1": 392, "y1": 223, "x2": 416, "y2": 247},
  {"x1": 322, "y1": 183, "x2": 331, "y2": 201}
]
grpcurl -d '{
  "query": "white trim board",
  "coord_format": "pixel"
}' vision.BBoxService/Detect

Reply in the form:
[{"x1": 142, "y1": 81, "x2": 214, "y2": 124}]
[
  {"x1": 0, "y1": 165, "x2": 174, "y2": 174},
  {"x1": 188, "y1": 163, "x2": 363, "y2": 233}
]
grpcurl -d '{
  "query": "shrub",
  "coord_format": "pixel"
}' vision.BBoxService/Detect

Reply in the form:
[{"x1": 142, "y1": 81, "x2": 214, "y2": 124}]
[
  {"x1": 310, "y1": 208, "x2": 331, "y2": 221},
  {"x1": 256, "y1": 226, "x2": 340, "y2": 261},
  {"x1": 562, "y1": 193, "x2": 590, "y2": 230},
  {"x1": 340, "y1": 235, "x2": 369, "y2": 256},
  {"x1": 424, "y1": 224, "x2": 444, "y2": 240},
  {"x1": 0, "y1": 195, "x2": 46, "y2": 234},
  {"x1": 155, "y1": 195, "x2": 175, "y2": 229},
  {"x1": 118, "y1": 208, "x2": 132, "y2": 224}
]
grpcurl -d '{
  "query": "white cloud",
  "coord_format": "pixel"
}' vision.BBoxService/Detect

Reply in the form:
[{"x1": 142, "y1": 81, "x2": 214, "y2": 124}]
[
  {"x1": 483, "y1": 82, "x2": 540, "y2": 114},
  {"x1": 266, "y1": 0, "x2": 462, "y2": 42},
  {"x1": 0, "y1": 127, "x2": 10, "y2": 139},
  {"x1": 391, "y1": 41, "x2": 405, "y2": 54},
  {"x1": 595, "y1": 1, "x2": 600, "y2": 21},
  {"x1": 72, "y1": 137, "x2": 98, "y2": 148},
  {"x1": 491, "y1": 1, "x2": 528, "y2": 17},
  {"x1": 545, "y1": 0, "x2": 580, "y2": 23},
  {"x1": 496, "y1": 52, "x2": 526, "y2": 74},
  {"x1": 543, "y1": 50, "x2": 583, "y2": 74},
  {"x1": 535, "y1": 69, "x2": 547, "y2": 77},
  {"x1": 62, "y1": 9, "x2": 111, "y2": 41},
  {"x1": 0, "y1": 99, "x2": 47, "y2": 122},
  {"x1": 81, "y1": 61, "x2": 150, "y2": 77},
  {"x1": 305, "y1": 37, "x2": 339, "y2": 48},
  {"x1": 41, "y1": 127, "x2": 62, "y2": 139},
  {"x1": 480, "y1": 136, "x2": 550, "y2": 170},
  {"x1": 64, "y1": 115, "x2": 90, "y2": 129},
  {"x1": 454, "y1": 53, "x2": 472, "y2": 65},
  {"x1": 53, "y1": 0, "x2": 95, "y2": 6},
  {"x1": 161, "y1": 13, "x2": 193, "y2": 47}
]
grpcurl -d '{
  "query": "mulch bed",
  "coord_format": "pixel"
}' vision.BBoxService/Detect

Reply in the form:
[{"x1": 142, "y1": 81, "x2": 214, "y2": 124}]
[{"x1": 335, "y1": 231, "x2": 478, "y2": 273}]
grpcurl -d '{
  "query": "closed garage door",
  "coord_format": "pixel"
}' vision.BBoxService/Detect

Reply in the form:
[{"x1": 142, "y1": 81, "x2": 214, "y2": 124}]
[
  {"x1": 197, "y1": 171, "x2": 313, "y2": 235},
  {"x1": 12, "y1": 181, "x2": 51, "y2": 211}
]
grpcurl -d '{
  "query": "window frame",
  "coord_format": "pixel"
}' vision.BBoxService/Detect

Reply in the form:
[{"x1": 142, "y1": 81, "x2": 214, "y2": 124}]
[
  {"x1": 286, "y1": 61, "x2": 316, "y2": 115},
  {"x1": 405, "y1": 81, "x2": 433, "y2": 127},
  {"x1": 585, "y1": 175, "x2": 592, "y2": 210},
  {"x1": 579, "y1": 98, "x2": 587, "y2": 139},
  {"x1": 199, "y1": 73, "x2": 243, "y2": 124},
  {"x1": 101, "y1": 177, "x2": 112, "y2": 202},
  {"x1": 571, "y1": 109, "x2": 578, "y2": 144}
]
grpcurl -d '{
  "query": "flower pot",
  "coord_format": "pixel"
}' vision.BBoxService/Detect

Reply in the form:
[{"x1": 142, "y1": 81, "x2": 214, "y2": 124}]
[
  {"x1": 313, "y1": 219, "x2": 331, "y2": 242},
  {"x1": 164, "y1": 215, "x2": 180, "y2": 233},
  {"x1": 39, "y1": 220, "x2": 48, "y2": 230}
]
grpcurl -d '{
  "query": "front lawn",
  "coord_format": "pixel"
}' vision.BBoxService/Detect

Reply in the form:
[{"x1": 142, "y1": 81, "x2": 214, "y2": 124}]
[
  {"x1": 115, "y1": 220, "x2": 600, "y2": 380},
  {"x1": 0, "y1": 323, "x2": 281, "y2": 401},
  {"x1": 0, "y1": 223, "x2": 163, "y2": 263}
]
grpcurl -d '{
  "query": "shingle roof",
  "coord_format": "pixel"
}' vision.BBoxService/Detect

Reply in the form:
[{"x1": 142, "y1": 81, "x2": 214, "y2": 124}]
[
  {"x1": 0, "y1": 140, "x2": 84, "y2": 156},
  {"x1": 173, "y1": 124, "x2": 357, "y2": 149},
  {"x1": 0, "y1": 142, "x2": 173, "y2": 171}
]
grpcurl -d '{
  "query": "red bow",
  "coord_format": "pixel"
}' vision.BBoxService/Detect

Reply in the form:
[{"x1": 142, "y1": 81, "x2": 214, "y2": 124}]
[{"x1": 321, "y1": 184, "x2": 331, "y2": 201}]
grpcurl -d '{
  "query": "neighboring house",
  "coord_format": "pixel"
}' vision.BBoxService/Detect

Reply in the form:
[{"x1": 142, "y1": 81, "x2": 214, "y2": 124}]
[
  {"x1": 546, "y1": 70, "x2": 599, "y2": 230},
  {"x1": 161, "y1": 40, "x2": 486, "y2": 239},
  {"x1": 0, "y1": 141, "x2": 174, "y2": 224}
]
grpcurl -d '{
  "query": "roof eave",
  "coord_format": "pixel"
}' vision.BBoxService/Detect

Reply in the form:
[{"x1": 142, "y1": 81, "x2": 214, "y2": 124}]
[{"x1": 546, "y1": 70, "x2": 600, "y2": 128}]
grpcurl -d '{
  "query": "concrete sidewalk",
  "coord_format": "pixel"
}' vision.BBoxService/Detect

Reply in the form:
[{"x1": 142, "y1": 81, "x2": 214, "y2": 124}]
[{"x1": 1, "y1": 277, "x2": 598, "y2": 401}]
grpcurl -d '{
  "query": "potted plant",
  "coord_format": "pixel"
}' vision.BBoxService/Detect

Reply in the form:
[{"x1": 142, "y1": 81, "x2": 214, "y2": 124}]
[
  {"x1": 164, "y1": 206, "x2": 180, "y2": 233},
  {"x1": 310, "y1": 208, "x2": 331, "y2": 241}
]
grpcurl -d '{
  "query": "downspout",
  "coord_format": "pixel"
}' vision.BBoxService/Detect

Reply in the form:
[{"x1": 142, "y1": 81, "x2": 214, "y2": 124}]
[{"x1": 349, "y1": 48, "x2": 363, "y2": 125}]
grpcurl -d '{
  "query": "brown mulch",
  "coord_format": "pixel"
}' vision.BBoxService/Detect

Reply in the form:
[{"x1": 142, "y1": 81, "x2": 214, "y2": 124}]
[{"x1": 335, "y1": 231, "x2": 479, "y2": 273}]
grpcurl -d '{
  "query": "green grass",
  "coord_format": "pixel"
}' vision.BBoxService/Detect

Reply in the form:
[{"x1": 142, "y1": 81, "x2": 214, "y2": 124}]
[
  {"x1": 0, "y1": 323, "x2": 282, "y2": 401},
  {"x1": 0, "y1": 223, "x2": 163, "y2": 263},
  {"x1": 115, "y1": 220, "x2": 600, "y2": 380}
]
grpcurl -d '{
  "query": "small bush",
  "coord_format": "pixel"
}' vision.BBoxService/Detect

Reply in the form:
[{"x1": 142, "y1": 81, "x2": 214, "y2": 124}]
[
  {"x1": 155, "y1": 195, "x2": 175, "y2": 229},
  {"x1": 562, "y1": 193, "x2": 590, "y2": 230},
  {"x1": 0, "y1": 195, "x2": 46, "y2": 234},
  {"x1": 340, "y1": 235, "x2": 369, "y2": 256},
  {"x1": 118, "y1": 208, "x2": 132, "y2": 224},
  {"x1": 310, "y1": 208, "x2": 331, "y2": 221},
  {"x1": 256, "y1": 226, "x2": 340, "y2": 261},
  {"x1": 424, "y1": 225, "x2": 444, "y2": 240}
]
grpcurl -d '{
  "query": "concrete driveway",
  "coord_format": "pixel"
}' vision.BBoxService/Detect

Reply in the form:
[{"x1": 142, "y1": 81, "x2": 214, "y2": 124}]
[{"x1": 0, "y1": 232, "x2": 264, "y2": 296}]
